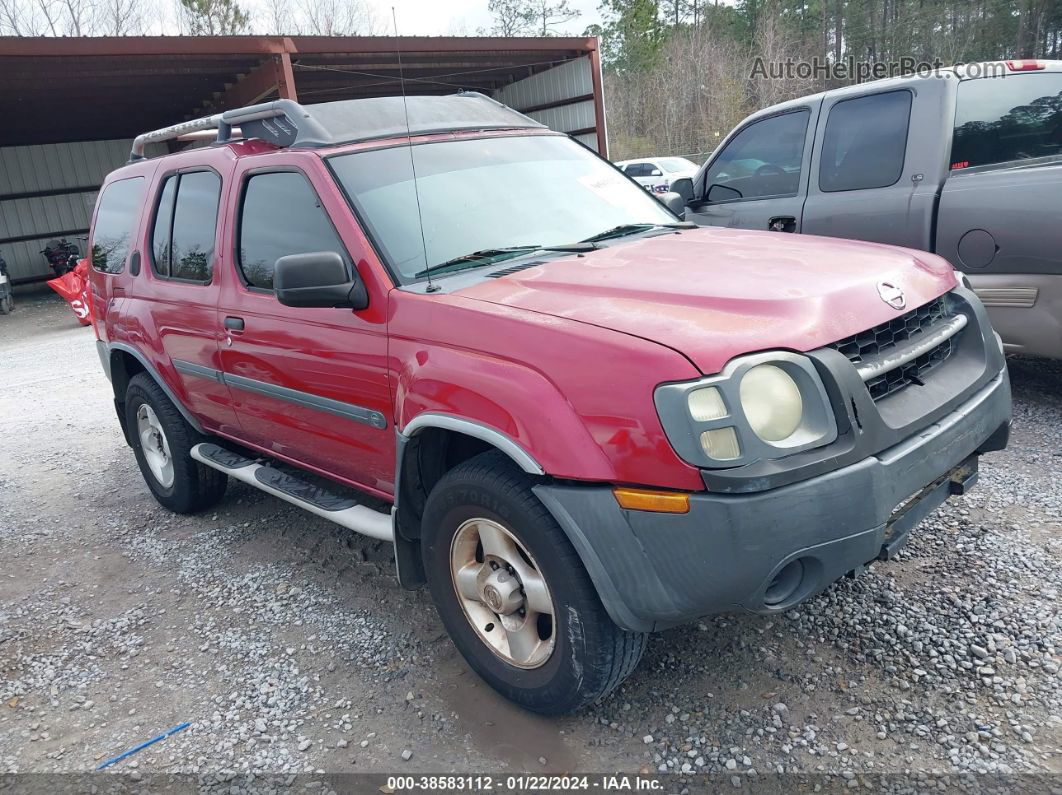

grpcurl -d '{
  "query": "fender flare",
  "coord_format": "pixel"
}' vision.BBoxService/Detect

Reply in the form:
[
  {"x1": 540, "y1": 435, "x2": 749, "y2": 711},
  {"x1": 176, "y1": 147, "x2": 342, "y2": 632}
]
[
  {"x1": 399, "y1": 413, "x2": 544, "y2": 475},
  {"x1": 103, "y1": 341, "x2": 206, "y2": 434}
]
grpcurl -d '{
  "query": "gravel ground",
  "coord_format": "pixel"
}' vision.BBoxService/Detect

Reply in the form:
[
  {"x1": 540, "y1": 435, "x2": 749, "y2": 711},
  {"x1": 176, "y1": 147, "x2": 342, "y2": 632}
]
[{"x1": 0, "y1": 292, "x2": 1059, "y2": 788}]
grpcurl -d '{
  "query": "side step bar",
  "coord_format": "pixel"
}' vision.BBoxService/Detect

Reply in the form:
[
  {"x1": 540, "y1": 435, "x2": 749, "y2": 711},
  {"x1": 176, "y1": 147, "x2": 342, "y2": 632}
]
[{"x1": 190, "y1": 442, "x2": 393, "y2": 541}]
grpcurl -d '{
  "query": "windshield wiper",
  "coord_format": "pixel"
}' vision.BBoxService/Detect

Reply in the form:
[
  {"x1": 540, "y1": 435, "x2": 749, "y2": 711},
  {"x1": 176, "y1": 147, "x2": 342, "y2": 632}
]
[
  {"x1": 414, "y1": 243, "x2": 598, "y2": 279},
  {"x1": 580, "y1": 222, "x2": 696, "y2": 243}
]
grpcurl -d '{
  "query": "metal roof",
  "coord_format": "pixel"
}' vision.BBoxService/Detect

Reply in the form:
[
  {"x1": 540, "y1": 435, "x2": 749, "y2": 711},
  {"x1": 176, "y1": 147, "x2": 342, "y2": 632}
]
[{"x1": 0, "y1": 35, "x2": 601, "y2": 147}]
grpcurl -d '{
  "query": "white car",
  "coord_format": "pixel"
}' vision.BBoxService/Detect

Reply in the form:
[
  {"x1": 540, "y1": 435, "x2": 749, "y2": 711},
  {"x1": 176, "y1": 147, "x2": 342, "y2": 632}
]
[{"x1": 615, "y1": 156, "x2": 700, "y2": 193}]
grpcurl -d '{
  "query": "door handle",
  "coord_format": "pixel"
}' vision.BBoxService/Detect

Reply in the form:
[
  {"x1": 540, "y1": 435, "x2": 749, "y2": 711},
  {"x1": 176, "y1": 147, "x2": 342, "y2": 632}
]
[
  {"x1": 224, "y1": 316, "x2": 245, "y2": 332},
  {"x1": 768, "y1": 216, "x2": 796, "y2": 233}
]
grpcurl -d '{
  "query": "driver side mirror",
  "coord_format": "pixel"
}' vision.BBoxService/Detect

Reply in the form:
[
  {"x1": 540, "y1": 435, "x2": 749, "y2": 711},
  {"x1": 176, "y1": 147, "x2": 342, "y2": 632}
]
[
  {"x1": 274, "y1": 252, "x2": 368, "y2": 310},
  {"x1": 670, "y1": 177, "x2": 695, "y2": 204}
]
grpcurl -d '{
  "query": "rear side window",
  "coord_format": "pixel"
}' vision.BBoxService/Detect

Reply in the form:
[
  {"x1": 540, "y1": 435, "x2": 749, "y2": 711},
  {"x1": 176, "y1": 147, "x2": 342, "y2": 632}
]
[
  {"x1": 237, "y1": 172, "x2": 348, "y2": 290},
  {"x1": 701, "y1": 109, "x2": 810, "y2": 202},
  {"x1": 91, "y1": 177, "x2": 145, "y2": 274},
  {"x1": 151, "y1": 171, "x2": 221, "y2": 282},
  {"x1": 952, "y1": 73, "x2": 1062, "y2": 169},
  {"x1": 819, "y1": 90, "x2": 912, "y2": 192}
]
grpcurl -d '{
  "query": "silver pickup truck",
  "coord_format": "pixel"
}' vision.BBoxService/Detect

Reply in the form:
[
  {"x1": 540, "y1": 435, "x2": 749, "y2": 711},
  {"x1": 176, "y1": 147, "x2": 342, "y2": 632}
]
[{"x1": 672, "y1": 60, "x2": 1062, "y2": 359}]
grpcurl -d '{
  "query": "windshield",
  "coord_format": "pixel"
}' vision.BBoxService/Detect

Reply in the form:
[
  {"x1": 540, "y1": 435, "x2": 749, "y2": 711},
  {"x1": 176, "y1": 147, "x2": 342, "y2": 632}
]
[{"x1": 329, "y1": 134, "x2": 677, "y2": 281}]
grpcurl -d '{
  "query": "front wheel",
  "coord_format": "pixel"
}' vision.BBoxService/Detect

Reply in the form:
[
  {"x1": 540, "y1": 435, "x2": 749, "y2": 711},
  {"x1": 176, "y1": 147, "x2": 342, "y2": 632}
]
[{"x1": 421, "y1": 451, "x2": 647, "y2": 714}]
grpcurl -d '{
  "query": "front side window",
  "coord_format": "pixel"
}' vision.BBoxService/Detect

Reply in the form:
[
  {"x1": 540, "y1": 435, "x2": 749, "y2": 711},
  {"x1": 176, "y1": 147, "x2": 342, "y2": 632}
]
[
  {"x1": 952, "y1": 73, "x2": 1062, "y2": 169},
  {"x1": 329, "y1": 134, "x2": 676, "y2": 281},
  {"x1": 819, "y1": 90, "x2": 912, "y2": 192},
  {"x1": 151, "y1": 171, "x2": 221, "y2": 281},
  {"x1": 701, "y1": 110, "x2": 810, "y2": 202},
  {"x1": 91, "y1": 177, "x2": 145, "y2": 274},
  {"x1": 238, "y1": 171, "x2": 349, "y2": 290}
]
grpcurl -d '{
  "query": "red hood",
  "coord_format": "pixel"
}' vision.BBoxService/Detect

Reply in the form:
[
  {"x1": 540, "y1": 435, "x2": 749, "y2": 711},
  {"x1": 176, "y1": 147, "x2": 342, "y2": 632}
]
[{"x1": 458, "y1": 227, "x2": 958, "y2": 375}]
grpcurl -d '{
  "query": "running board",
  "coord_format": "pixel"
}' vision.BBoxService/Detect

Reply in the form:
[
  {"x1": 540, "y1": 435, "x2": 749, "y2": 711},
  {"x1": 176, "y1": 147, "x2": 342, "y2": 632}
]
[{"x1": 190, "y1": 443, "x2": 393, "y2": 541}]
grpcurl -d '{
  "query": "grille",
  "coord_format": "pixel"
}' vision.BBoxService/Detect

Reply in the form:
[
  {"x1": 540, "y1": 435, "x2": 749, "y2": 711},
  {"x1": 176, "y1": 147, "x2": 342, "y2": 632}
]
[{"x1": 830, "y1": 296, "x2": 958, "y2": 401}]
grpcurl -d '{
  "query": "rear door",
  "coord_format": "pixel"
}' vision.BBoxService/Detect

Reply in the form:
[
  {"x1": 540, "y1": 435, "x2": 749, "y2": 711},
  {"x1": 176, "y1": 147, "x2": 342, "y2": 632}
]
[
  {"x1": 802, "y1": 86, "x2": 940, "y2": 249},
  {"x1": 217, "y1": 156, "x2": 394, "y2": 496},
  {"x1": 937, "y1": 70, "x2": 1062, "y2": 275},
  {"x1": 136, "y1": 165, "x2": 240, "y2": 435},
  {"x1": 686, "y1": 104, "x2": 818, "y2": 233}
]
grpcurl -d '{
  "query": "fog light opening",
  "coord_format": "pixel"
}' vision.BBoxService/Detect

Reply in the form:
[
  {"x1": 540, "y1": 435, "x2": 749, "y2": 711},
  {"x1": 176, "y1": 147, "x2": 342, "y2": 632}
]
[{"x1": 764, "y1": 559, "x2": 805, "y2": 607}]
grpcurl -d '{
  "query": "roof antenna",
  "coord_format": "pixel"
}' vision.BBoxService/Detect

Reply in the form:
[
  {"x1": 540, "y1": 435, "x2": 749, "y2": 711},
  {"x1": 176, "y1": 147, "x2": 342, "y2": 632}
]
[{"x1": 392, "y1": 7, "x2": 437, "y2": 293}]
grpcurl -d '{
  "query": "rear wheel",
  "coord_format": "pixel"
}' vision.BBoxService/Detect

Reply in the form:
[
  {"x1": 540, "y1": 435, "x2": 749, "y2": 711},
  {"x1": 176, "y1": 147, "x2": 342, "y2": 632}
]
[
  {"x1": 0, "y1": 295, "x2": 12, "y2": 314},
  {"x1": 421, "y1": 451, "x2": 647, "y2": 714},
  {"x1": 125, "y1": 372, "x2": 227, "y2": 513}
]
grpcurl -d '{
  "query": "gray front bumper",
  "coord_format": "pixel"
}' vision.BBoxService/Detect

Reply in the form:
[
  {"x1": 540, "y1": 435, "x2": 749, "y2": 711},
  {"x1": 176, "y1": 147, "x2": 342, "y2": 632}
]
[{"x1": 534, "y1": 370, "x2": 1011, "y2": 633}]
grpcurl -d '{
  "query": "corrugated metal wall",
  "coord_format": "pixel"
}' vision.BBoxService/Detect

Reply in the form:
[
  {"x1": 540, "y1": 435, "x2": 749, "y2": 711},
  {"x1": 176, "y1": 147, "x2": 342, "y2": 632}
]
[
  {"x1": 493, "y1": 57, "x2": 600, "y2": 152},
  {"x1": 0, "y1": 139, "x2": 160, "y2": 282}
]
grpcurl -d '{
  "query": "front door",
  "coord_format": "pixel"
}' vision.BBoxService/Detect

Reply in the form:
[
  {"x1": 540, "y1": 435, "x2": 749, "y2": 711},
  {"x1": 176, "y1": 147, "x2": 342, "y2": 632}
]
[
  {"x1": 686, "y1": 105, "x2": 818, "y2": 234},
  {"x1": 216, "y1": 157, "x2": 394, "y2": 497}
]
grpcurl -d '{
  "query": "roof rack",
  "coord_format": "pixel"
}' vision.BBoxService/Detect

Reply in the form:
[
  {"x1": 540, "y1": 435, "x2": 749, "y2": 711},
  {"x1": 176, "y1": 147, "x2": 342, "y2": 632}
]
[{"x1": 129, "y1": 92, "x2": 543, "y2": 162}]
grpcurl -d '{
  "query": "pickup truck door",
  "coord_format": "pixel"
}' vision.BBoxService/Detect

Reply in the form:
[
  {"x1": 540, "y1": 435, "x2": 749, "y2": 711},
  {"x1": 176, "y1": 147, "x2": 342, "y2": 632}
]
[
  {"x1": 935, "y1": 69, "x2": 1062, "y2": 356},
  {"x1": 216, "y1": 156, "x2": 395, "y2": 498},
  {"x1": 685, "y1": 102, "x2": 820, "y2": 233},
  {"x1": 801, "y1": 80, "x2": 949, "y2": 250}
]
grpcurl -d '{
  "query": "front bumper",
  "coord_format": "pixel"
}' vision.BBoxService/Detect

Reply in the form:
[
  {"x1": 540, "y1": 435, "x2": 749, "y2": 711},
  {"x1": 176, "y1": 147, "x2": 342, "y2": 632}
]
[{"x1": 534, "y1": 369, "x2": 1011, "y2": 633}]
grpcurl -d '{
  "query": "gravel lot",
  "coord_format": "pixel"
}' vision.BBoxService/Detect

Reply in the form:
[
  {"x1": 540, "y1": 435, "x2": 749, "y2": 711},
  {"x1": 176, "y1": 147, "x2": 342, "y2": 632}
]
[{"x1": 1, "y1": 292, "x2": 1059, "y2": 787}]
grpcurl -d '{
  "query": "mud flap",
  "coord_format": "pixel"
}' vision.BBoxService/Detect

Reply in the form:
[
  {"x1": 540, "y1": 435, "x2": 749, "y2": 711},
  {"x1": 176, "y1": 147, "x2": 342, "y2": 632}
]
[{"x1": 393, "y1": 510, "x2": 426, "y2": 590}]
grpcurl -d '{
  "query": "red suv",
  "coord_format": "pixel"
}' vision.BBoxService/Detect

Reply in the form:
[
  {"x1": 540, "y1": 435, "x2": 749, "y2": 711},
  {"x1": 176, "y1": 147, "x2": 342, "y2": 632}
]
[{"x1": 88, "y1": 94, "x2": 1011, "y2": 714}]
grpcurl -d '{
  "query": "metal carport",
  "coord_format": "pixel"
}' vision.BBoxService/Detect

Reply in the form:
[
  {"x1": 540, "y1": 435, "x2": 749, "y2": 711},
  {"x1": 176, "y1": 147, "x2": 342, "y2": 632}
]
[{"x1": 0, "y1": 35, "x2": 606, "y2": 283}]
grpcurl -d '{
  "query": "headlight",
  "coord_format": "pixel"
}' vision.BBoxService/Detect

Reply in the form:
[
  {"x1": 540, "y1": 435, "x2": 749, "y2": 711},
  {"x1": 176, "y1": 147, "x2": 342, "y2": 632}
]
[
  {"x1": 739, "y1": 364, "x2": 803, "y2": 441},
  {"x1": 654, "y1": 351, "x2": 838, "y2": 468}
]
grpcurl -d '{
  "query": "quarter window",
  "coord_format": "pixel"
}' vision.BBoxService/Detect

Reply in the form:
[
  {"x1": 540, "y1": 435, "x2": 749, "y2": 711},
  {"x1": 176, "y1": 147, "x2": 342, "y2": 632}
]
[
  {"x1": 701, "y1": 110, "x2": 810, "y2": 202},
  {"x1": 91, "y1": 177, "x2": 145, "y2": 274},
  {"x1": 150, "y1": 171, "x2": 221, "y2": 281},
  {"x1": 237, "y1": 172, "x2": 349, "y2": 291},
  {"x1": 952, "y1": 73, "x2": 1062, "y2": 169},
  {"x1": 819, "y1": 91, "x2": 912, "y2": 192}
]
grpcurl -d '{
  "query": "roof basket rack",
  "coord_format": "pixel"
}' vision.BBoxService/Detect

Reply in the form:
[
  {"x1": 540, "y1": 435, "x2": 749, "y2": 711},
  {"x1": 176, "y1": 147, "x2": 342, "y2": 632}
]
[
  {"x1": 129, "y1": 99, "x2": 323, "y2": 161},
  {"x1": 128, "y1": 92, "x2": 543, "y2": 162}
]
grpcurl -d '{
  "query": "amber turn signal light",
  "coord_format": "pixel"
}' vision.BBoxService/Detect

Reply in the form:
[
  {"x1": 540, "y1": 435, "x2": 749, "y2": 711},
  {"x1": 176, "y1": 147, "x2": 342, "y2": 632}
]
[{"x1": 612, "y1": 487, "x2": 691, "y2": 514}]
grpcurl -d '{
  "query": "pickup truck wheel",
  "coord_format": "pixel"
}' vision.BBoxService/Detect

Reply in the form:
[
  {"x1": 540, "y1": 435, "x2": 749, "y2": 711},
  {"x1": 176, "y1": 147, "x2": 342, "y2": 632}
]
[
  {"x1": 125, "y1": 372, "x2": 227, "y2": 514},
  {"x1": 421, "y1": 451, "x2": 647, "y2": 714}
]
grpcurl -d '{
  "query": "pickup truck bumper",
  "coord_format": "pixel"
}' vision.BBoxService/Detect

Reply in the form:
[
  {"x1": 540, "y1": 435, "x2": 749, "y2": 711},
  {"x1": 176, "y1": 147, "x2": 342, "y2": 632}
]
[{"x1": 533, "y1": 369, "x2": 1011, "y2": 633}]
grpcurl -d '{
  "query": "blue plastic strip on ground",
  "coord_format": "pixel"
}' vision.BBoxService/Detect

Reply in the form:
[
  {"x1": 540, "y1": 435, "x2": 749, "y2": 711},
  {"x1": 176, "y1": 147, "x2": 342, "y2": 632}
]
[{"x1": 96, "y1": 721, "x2": 190, "y2": 770}]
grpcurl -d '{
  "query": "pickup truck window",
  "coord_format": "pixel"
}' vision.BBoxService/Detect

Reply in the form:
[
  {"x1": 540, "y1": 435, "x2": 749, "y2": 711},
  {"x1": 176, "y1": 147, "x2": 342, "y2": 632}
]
[
  {"x1": 700, "y1": 109, "x2": 809, "y2": 203},
  {"x1": 91, "y1": 177, "x2": 145, "y2": 274},
  {"x1": 952, "y1": 73, "x2": 1062, "y2": 169},
  {"x1": 329, "y1": 134, "x2": 675, "y2": 281},
  {"x1": 237, "y1": 171, "x2": 350, "y2": 291},
  {"x1": 151, "y1": 171, "x2": 221, "y2": 282},
  {"x1": 819, "y1": 90, "x2": 912, "y2": 192}
]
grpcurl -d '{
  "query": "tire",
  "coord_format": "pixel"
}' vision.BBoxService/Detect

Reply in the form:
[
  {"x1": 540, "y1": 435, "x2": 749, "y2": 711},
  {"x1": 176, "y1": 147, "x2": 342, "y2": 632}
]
[
  {"x1": 421, "y1": 450, "x2": 647, "y2": 714},
  {"x1": 0, "y1": 295, "x2": 11, "y2": 315},
  {"x1": 125, "y1": 372, "x2": 227, "y2": 513}
]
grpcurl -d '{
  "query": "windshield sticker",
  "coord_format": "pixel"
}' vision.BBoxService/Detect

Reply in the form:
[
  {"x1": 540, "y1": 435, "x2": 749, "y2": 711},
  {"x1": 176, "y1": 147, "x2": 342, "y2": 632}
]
[{"x1": 577, "y1": 172, "x2": 641, "y2": 208}]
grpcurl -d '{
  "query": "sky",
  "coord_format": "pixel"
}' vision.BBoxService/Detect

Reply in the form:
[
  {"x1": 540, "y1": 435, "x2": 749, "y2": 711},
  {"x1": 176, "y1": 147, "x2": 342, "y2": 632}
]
[{"x1": 372, "y1": 0, "x2": 602, "y2": 36}]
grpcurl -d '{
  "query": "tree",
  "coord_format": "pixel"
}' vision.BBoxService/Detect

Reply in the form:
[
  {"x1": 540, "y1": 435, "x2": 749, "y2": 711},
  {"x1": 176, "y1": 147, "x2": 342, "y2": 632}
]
[
  {"x1": 179, "y1": 0, "x2": 249, "y2": 35},
  {"x1": 526, "y1": 0, "x2": 579, "y2": 35},
  {"x1": 595, "y1": 0, "x2": 666, "y2": 72},
  {"x1": 298, "y1": 0, "x2": 376, "y2": 35},
  {"x1": 489, "y1": 0, "x2": 534, "y2": 35}
]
